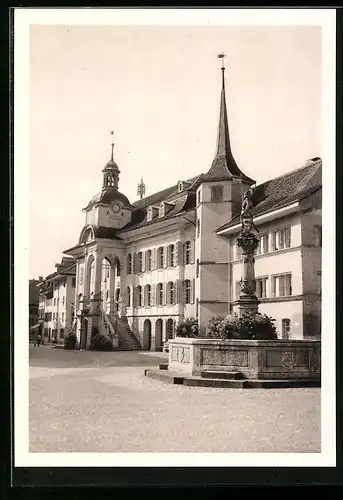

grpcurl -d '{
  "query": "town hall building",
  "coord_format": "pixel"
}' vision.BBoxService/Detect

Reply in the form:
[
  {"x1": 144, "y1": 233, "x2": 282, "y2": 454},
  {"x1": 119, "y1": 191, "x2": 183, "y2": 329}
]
[{"x1": 37, "y1": 61, "x2": 322, "y2": 350}]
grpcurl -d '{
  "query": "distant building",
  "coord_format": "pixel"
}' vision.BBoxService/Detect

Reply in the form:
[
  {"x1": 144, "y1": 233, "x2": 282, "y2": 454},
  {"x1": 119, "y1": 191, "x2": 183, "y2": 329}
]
[
  {"x1": 37, "y1": 62, "x2": 322, "y2": 349},
  {"x1": 29, "y1": 278, "x2": 41, "y2": 329},
  {"x1": 38, "y1": 258, "x2": 76, "y2": 343}
]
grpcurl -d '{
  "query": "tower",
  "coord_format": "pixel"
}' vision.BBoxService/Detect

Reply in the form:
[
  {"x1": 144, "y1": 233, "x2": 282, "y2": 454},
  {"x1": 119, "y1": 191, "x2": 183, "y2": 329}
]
[{"x1": 194, "y1": 53, "x2": 255, "y2": 332}]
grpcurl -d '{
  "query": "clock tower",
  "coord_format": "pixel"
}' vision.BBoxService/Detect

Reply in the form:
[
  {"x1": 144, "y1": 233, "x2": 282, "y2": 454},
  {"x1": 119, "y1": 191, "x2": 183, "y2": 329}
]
[{"x1": 82, "y1": 134, "x2": 134, "y2": 229}]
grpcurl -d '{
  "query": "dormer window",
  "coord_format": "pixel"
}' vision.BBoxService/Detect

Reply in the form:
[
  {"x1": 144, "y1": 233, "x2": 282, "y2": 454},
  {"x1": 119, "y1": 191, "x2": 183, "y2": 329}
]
[
  {"x1": 159, "y1": 201, "x2": 175, "y2": 218},
  {"x1": 147, "y1": 206, "x2": 159, "y2": 222},
  {"x1": 178, "y1": 181, "x2": 184, "y2": 193}
]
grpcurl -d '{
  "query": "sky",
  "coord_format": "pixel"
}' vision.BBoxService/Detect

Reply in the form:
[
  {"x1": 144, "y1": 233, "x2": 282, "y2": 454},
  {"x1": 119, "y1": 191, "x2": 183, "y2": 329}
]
[{"x1": 29, "y1": 24, "x2": 322, "y2": 279}]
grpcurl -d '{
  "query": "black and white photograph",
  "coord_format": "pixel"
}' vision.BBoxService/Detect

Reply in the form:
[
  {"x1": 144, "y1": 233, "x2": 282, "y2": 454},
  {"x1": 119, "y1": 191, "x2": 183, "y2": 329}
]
[{"x1": 15, "y1": 8, "x2": 336, "y2": 470}]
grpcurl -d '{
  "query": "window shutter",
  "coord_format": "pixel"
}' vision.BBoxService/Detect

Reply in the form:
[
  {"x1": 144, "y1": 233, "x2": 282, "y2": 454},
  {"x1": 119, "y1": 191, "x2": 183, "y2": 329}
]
[
  {"x1": 145, "y1": 251, "x2": 148, "y2": 271},
  {"x1": 176, "y1": 241, "x2": 183, "y2": 266},
  {"x1": 175, "y1": 280, "x2": 182, "y2": 304},
  {"x1": 191, "y1": 279, "x2": 195, "y2": 304},
  {"x1": 132, "y1": 287, "x2": 136, "y2": 307},
  {"x1": 152, "y1": 284, "x2": 156, "y2": 306},
  {"x1": 152, "y1": 248, "x2": 156, "y2": 270},
  {"x1": 163, "y1": 247, "x2": 167, "y2": 268},
  {"x1": 141, "y1": 251, "x2": 145, "y2": 273},
  {"x1": 190, "y1": 240, "x2": 195, "y2": 264},
  {"x1": 164, "y1": 283, "x2": 168, "y2": 305},
  {"x1": 132, "y1": 252, "x2": 137, "y2": 273}
]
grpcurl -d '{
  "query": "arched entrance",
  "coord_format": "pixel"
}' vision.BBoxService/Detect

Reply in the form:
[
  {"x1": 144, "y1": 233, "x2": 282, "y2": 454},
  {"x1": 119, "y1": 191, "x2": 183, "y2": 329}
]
[
  {"x1": 143, "y1": 319, "x2": 151, "y2": 350},
  {"x1": 166, "y1": 318, "x2": 174, "y2": 340},
  {"x1": 155, "y1": 319, "x2": 163, "y2": 351}
]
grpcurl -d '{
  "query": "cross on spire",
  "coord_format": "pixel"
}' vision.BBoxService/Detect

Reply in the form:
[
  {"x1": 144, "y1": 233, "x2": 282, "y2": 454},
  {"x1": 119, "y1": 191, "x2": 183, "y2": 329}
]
[{"x1": 217, "y1": 52, "x2": 226, "y2": 89}]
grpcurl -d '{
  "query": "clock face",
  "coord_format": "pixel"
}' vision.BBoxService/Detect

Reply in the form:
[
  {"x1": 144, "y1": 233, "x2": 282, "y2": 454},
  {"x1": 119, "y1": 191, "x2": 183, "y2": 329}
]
[{"x1": 111, "y1": 203, "x2": 120, "y2": 214}]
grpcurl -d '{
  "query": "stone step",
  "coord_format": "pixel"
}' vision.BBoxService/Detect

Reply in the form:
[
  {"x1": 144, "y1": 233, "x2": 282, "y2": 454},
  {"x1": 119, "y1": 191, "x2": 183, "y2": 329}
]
[
  {"x1": 200, "y1": 371, "x2": 243, "y2": 380},
  {"x1": 144, "y1": 369, "x2": 184, "y2": 385},
  {"x1": 144, "y1": 369, "x2": 321, "y2": 389}
]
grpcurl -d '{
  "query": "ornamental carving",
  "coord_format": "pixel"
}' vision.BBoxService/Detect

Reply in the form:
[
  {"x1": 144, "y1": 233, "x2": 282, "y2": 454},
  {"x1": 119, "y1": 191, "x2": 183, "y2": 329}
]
[
  {"x1": 239, "y1": 278, "x2": 256, "y2": 295},
  {"x1": 280, "y1": 351, "x2": 296, "y2": 369},
  {"x1": 237, "y1": 232, "x2": 259, "y2": 254}
]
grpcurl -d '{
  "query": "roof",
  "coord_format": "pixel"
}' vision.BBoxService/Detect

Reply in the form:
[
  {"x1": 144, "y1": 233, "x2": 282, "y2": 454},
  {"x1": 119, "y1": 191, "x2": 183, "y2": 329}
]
[
  {"x1": 83, "y1": 189, "x2": 131, "y2": 211},
  {"x1": 93, "y1": 226, "x2": 122, "y2": 240},
  {"x1": 201, "y1": 68, "x2": 254, "y2": 184},
  {"x1": 217, "y1": 158, "x2": 322, "y2": 232}
]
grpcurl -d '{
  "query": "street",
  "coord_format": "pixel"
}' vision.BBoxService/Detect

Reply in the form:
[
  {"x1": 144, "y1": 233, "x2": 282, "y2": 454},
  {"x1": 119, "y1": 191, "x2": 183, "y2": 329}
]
[{"x1": 29, "y1": 345, "x2": 321, "y2": 453}]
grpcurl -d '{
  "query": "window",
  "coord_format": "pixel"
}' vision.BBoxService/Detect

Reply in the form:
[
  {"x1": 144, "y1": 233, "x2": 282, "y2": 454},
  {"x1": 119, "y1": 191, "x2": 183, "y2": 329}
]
[
  {"x1": 178, "y1": 181, "x2": 183, "y2": 193},
  {"x1": 127, "y1": 287, "x2": 131, "y2": 307},
  {"x1": 146, "y1": 249, "x2": 152, "y2": 271},
  {"x1": 53, "y1": 312, "x2": 55, "y2": 320},
  {"x1": 61, "y1": 312, "x2": 64, "y2": 322},
  {"x1": 314, "y1": 225, "x2": 322, "y2": 247},
  {"x1": 116, "y1": 260, "x2": 121, "y2": 277},
  {"x1": 157, "y1": 283, "x2": 163, "y2": 306},
  {"x1": 72, "y1": 277, "x2": 76, "y2": 288},
  {"x1": 256, "y1": 277, "x2": 268, "y2": 298},
  {"x1": 146, "y1": 285, "x2": 152, "y2": 306},
  {"x1": 184, "y1": 241, "x2": 191, "y2": 265},
  {"x1": 196, "y1": 298, "x2": 199, "y2": 318},
  {"x1": 167, "y1": 281, "x2": 175, "y2": 305},
  {"x1": 236, "y1": 242, "x2": 242, "y2": 260},
  {"x1": 157, "y1": 247, "x2": 164, "y2": 269},
  {"x1": 272, "y1": 274, "x2": 292, "y2": 297},
  {"x1": 272, "y1": 227, "x2": 291, "y2": 251},
  {"x1": 137, "y1": 252, "x2": 143, "y2": 273},
  {"x1": 256, "y1": 234, "x2": 269, "y2": 255},
  {"x1": 127, "y1": 254, "x2": 132, "y2": 274},
  {"x1": 184, "y1": 280, "x2": 191, "y2": 304},
  {"x1": 211, "y1": 185, "x2": 223, "y2": 202},
  {"x1": 137, "y1": 286, "x2": 142, "y2": 307},
  {"x1": 197, "y1": 190, "x2": 201, "y2": 204},
  {"x1": 236, "y1": 281, "x2": 241, "y2": 300},
  {"x1": 282, "y1": 318, "x2": 291, "y2": 339},
  {"x1": 196, "y1": 259, "x2": 200, "y2": 278},
  {"x1": 197, "y1": 218, "x2": 201, "y2": 238},
  {"x1": 168, "y1": 244, "x2": 175, "y2": 267},
  {"x1": 62, "y1": 296, "x2": 65, "y2": 305},
  {"x1": 53, "y1": 298, "x2": 56, "y2": 306}
]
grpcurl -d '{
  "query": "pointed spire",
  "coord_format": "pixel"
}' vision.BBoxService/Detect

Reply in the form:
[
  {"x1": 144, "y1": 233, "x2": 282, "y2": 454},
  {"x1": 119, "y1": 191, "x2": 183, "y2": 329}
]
[
  {"x1": 110, "y1": 129, "x2": 114, "y2": 161},
  {"x1": 203, "y1": 54, "x2": 254, "y2": 182}
]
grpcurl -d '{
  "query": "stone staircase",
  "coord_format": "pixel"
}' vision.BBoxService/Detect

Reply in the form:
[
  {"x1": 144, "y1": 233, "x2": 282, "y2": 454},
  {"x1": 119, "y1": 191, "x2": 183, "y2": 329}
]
[{"x1": 107, "y1": 314, "x2": 141, "y2": 351}]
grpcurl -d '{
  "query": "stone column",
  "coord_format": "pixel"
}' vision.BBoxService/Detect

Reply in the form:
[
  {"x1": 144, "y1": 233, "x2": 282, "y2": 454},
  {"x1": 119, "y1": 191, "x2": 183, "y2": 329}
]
[
  {"x1": 119, "y1": 258, "x2": 127, "y2": 317},
  {"x1": 87, "y1": 251, "x2": 103, "y2": 345},
  {"x1": 236, "y1": 218, "x2": 260, "y2": 315}
]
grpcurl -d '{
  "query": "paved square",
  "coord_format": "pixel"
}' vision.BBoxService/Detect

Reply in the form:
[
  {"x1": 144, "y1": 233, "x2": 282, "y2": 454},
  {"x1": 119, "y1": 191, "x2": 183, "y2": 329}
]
[{"x1": 29, "y1": 346, "x2": 321, "y2": 453}]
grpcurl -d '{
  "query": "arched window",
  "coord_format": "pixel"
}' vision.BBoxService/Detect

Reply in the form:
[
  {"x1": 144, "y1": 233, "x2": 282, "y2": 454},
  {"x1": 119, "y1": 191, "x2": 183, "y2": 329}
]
[
  {"x1": 127, "y1": 254, "x2": 132, "y2": 274},
  {"x1": 137, "y1": 252, "x2": 143, "y2": 273},
  {"x1": 157, "y1": 283, "x2": 163, "y2": 306},
  {"x1": 168, "y1": 244, "x2": 175, "y2": 267},
  {"x1": 145, "y1": 284, "x2": 152, "y2": 306},
  {"x1": 137, "y1": 285, "x2": 142, "y2": 307},
  {"x1": 157, "y1": 247, "x2": 164, "y2": 269},
  {"x1": 184, "y1": 241, "x2": 191, "y2": 265},
  {"x1": 146, "y1": 249, "x2": 152, "y2": 271},
  {"x1": 167, "y1": 281, "x2": 175, "y2": 305},
  {"x1": 116, "y1": 259, "x2": 121, "y2": 277},
  {"x1": 127, "y1": 286, "x2": 131, "y2": 307},
  {"x1": 184, "y1": 279, "x2": 191, "y2": 304}
]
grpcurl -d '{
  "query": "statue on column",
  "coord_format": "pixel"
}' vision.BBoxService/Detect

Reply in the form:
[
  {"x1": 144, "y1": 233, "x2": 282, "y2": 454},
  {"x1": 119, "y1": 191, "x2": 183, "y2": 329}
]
[{"x1": 237, "y1": 188, "x2": 259, "y2": 311}]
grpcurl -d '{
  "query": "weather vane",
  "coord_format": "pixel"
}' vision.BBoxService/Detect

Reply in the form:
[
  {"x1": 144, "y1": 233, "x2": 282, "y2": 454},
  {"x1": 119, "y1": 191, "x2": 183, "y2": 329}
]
[
  {"x1": 217, "y1": 52, "x2": 226, "y2": 70},
  {"x1": 109, "y1": 130, "x2": 114, "y2": 160}
]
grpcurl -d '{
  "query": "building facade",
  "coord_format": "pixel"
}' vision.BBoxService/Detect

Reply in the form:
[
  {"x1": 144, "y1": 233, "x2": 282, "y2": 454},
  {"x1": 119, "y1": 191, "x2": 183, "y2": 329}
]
[
  {"x1": 38, "y1": 258, "x2": 76, "y2": 343},
  {"x1": 37, "y1": 62, "x2": 322, "y2": 349}
]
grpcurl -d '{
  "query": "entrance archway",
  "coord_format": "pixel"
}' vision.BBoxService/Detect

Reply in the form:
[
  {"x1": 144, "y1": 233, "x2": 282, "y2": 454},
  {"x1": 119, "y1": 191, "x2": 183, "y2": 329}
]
[
  {"x1": 155, "y1": 319, "x2": 163, "y2": 351},
  {"x1": 143, "y1": 319, "x2": 151, "y2": 350}
]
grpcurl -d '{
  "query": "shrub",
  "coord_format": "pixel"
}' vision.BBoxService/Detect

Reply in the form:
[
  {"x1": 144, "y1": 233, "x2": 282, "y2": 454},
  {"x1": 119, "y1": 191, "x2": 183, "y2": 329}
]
[
  {"x1": 91, "y1": 334, "x2": 113, "y2": 351},
  {"x1": 205, "y1": 312, "x2": 277, "y2": 341},
  {"x1": 175, "y1": 318, "x2": 199, "y2": 338},
  {"x1": 64, "y1": 332, "x2": 77, "y2": 350}
]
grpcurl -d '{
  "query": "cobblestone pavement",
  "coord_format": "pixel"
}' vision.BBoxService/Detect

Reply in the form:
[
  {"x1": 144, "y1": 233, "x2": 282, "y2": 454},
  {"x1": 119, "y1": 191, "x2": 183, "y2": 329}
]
[{"x1": 29, "y1": 346, "x2": 321, "y2": 453}]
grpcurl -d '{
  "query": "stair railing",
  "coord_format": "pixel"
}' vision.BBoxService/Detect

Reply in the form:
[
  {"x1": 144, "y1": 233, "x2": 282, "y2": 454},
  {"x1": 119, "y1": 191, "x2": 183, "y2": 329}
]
[{"x1": 99, "y1": 304, "x2": 119, "y2": 348}]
